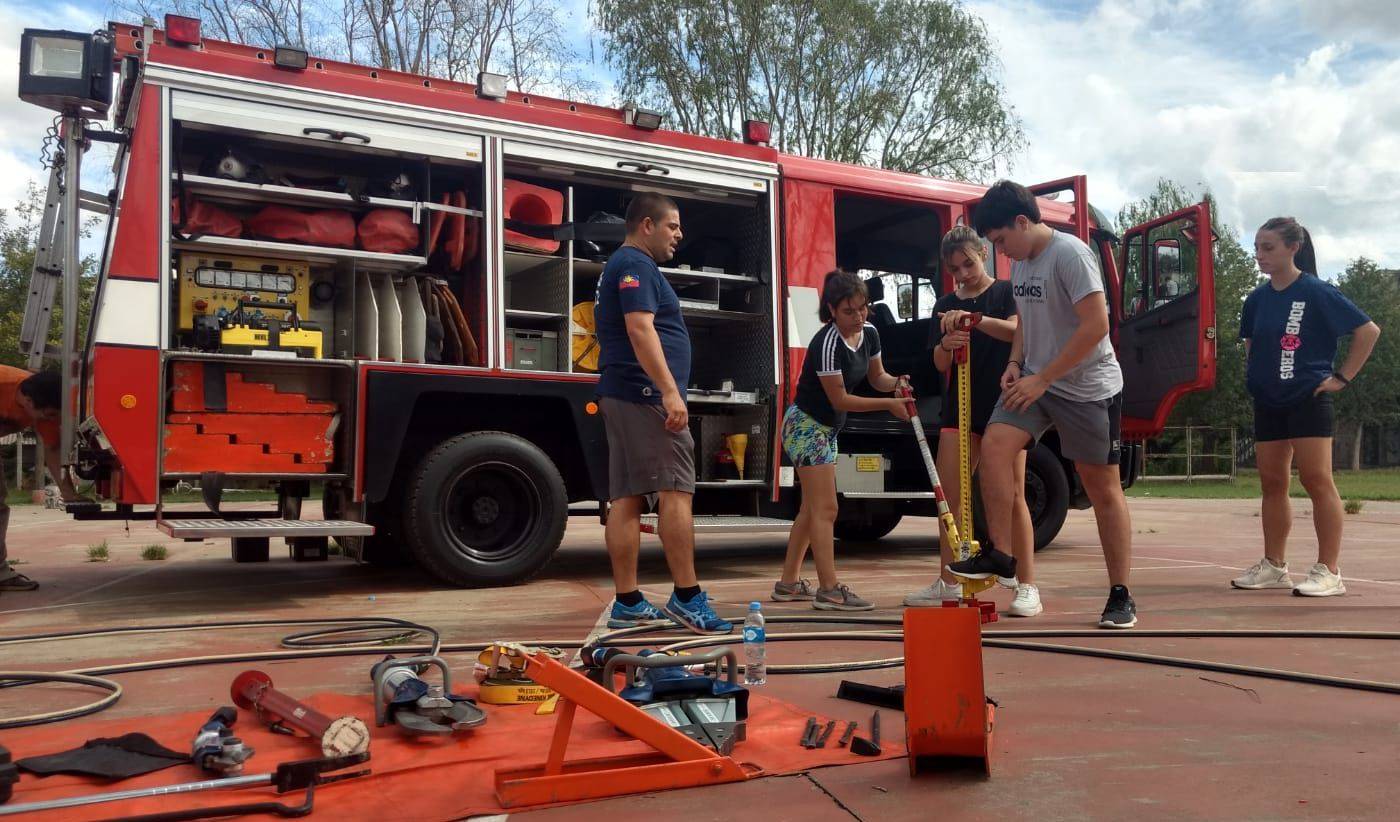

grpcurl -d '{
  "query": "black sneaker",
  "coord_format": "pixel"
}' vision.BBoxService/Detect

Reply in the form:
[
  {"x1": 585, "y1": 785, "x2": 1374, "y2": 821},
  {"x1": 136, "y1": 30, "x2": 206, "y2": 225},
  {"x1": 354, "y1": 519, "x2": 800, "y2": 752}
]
[
  {"x1": 948, "y1": 547, "x2": 1017, "y2": 586},
  {"x1": 1098, "y1": 585, "x2": 1137, "y2": 629}
]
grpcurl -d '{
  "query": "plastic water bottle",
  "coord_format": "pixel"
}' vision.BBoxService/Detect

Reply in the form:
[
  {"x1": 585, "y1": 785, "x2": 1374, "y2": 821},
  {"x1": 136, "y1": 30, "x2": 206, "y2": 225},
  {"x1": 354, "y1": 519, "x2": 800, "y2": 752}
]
[{"x1": 743, "y1": 601, "x2": 766, "y2": 685}]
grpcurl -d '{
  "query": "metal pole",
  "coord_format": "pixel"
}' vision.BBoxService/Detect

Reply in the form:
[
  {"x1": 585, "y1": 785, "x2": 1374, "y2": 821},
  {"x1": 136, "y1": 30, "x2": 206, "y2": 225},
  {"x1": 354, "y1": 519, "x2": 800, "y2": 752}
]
[
  {"x1": 1185, "y1": 427, "x2": 1194, "y2": 483},
  {"x1": 59, "y1": 117, "x2": 82, "y2": 476},
  {"x1": 1230, "y1": 427, "x2": 1237, "y2": 482},
  {"x1": 0, "y1": 773, "x2": 269, "y2": 816}
]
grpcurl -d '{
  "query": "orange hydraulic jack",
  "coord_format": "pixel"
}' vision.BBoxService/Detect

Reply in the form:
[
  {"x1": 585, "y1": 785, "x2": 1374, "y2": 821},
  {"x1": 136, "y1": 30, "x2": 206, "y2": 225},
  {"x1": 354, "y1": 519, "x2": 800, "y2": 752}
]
[
  {"x1": 903, "y1": 607, "x2": 995, "y2": 775},
  {"x1": 492, "y1": 645, "x2": 750, "y2": 808}
]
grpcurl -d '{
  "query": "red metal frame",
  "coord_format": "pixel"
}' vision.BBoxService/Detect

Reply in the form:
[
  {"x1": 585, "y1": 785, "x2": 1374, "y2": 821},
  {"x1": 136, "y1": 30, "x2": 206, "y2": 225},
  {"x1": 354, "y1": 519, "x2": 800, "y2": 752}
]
[{"x1": 492, "y1": 650, "x2": 748, "y2": 808}]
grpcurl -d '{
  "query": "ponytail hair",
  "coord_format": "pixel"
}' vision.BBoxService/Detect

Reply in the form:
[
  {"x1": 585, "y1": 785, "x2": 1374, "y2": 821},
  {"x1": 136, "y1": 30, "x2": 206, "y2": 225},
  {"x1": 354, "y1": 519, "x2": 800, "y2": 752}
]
[
  {"x1": 1260, "y1": 216, "x2": 1317, "y2": 275},
  {"x1": 818, "y1": 269, "x2": 868, "y2": 323}
]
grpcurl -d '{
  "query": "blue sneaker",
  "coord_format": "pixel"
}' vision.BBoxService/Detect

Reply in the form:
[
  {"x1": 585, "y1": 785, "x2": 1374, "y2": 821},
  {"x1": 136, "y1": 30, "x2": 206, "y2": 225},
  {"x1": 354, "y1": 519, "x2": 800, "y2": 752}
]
[
  {"x1": 607, "y1": 598, "x2": 669, "y2": 629},
  {"x1": 664, "y1": 591, "x2": 733, "y2": 635}
]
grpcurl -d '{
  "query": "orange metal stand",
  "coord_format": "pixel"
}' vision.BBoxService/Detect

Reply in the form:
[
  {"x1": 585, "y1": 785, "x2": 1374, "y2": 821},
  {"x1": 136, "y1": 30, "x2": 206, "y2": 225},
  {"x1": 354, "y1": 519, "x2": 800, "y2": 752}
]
[
  {"x1": 493, "y1": 650, "x2": 750, "y2": 808},
  {"x1": 904, "y1": 607, "x2": 995, "y2": 775}
]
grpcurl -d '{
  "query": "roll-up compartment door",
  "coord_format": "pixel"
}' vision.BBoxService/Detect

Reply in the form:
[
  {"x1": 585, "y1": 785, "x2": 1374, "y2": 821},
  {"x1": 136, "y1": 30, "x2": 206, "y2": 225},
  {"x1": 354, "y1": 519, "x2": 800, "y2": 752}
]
[
  {"x1": 172, "y1": 91, "x2": 483, "y2": 163},
  {"x1": 503, "y1": 140, "x2": 769, "y2": 195}
]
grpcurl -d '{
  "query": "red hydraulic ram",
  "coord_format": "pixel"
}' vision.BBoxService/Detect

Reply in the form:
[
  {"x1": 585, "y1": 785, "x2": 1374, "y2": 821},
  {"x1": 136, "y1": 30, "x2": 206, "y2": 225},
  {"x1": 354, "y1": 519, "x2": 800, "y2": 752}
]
[{"x1": 231, "y1": 670, "x2": 370, "y2": 757}]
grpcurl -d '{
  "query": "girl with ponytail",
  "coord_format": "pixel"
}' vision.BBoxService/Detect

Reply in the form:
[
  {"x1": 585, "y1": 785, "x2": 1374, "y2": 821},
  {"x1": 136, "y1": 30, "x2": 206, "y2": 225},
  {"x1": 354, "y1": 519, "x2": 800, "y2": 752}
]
[
  {"x1": 774, "y1": 270, "x2": 911, "y2": 610},
  {"x1": 1231, "y1": 217, "x2": 1380, "y2": 597}
]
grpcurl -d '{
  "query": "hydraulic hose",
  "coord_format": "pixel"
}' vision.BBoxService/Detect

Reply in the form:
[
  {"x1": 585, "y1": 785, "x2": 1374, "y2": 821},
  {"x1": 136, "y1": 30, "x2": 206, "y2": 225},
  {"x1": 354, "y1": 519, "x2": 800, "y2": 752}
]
[{"x1": 7, "y1": 614, "x2": 1400, "y2": 728}]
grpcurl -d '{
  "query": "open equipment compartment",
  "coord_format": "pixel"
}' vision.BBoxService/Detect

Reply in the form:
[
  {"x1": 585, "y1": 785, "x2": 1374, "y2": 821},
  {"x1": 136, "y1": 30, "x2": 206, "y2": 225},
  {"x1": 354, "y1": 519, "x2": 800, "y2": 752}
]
[
  {"x1": 499, "y1": 142, "x2": 777, "y2": 495},
  {"x1": 166, "y1": 91, "x2": 487, "y2": 368}
]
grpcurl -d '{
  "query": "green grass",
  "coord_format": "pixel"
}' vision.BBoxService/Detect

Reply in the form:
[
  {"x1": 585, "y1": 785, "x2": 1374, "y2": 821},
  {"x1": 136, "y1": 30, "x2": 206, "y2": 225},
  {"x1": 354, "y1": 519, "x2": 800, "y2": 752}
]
[
  {"x1": 140, "y1": 544, "x2": 169, "y2": 561},
  {"x1": 86, "y1": 541, "x2": 110, "y2": 562},
  {"x1": 1344, "y1": 499, "x2": 1365, "y2": 515},
  {"x1": 1129, "y1": 468, "x2": 1400, "y2": 501}
]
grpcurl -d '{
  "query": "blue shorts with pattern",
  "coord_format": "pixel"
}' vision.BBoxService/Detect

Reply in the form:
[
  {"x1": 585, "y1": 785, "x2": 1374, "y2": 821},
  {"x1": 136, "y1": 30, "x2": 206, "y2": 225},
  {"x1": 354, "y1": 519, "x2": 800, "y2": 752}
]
[{"x1": 782, "y1": 404, "x2": 838, "y2": 467}]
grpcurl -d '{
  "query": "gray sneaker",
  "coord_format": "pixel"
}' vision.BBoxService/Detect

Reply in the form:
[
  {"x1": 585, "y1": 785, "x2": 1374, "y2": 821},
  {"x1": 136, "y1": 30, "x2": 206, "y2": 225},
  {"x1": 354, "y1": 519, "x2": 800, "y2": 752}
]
[
  {"x1": 814, "y1": 583, "x2": 874, "y2": 611},
  {"x1": 772, "y1": 578, "x2": 816, "y2": 602}
]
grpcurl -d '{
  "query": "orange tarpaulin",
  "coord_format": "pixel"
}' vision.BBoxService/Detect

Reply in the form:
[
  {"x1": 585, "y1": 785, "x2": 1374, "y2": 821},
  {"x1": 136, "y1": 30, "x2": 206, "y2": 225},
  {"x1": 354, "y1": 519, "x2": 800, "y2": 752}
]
[{"x1": 2, "y1": 687, "x2": 900, "y2": 819}]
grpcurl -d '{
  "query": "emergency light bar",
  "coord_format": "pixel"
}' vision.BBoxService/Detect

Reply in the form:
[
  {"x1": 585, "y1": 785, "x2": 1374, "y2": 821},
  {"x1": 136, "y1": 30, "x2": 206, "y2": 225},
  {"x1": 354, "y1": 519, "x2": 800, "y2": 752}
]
[
  {"x1": 18, "y1": 29, "x2": 114, "y2": 117},
  {"x1": 164, "y1": 15, "x2": 202, "y2": 46}
]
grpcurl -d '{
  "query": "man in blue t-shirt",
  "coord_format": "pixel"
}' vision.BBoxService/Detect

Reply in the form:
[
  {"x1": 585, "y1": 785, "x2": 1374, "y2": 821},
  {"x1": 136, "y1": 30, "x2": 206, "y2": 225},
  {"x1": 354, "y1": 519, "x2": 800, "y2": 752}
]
[{"x1": 593, "y1": 192, "x2": 730, "y2": 636}]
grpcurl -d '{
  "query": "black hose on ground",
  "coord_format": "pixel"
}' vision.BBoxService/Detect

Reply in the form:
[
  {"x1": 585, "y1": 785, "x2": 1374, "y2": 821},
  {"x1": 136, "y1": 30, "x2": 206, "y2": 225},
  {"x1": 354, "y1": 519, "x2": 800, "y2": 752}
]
[{"x1": 6, "y1": 614, "x2": 1400, "y2": 728}]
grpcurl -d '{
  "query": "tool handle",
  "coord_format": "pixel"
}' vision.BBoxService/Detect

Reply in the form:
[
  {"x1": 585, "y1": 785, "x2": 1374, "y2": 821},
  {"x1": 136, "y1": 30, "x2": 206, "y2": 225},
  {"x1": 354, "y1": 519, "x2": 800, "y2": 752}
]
[
  {"x1": 207, "y1": 706, "x2": 237, "y2": 728},
  {"x1": 602, "y1": 647, "x2": 741, "y2": 693},
  {"x1": 951, "y1": 312, "x2": 982, "y2": 365},
  {"x1": 897, "y1": 384, "x2": 918, "y2": 419}
]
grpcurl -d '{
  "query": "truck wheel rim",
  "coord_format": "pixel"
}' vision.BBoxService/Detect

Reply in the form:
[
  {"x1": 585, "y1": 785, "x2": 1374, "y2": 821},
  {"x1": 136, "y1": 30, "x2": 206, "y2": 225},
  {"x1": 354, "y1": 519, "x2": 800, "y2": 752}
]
[{"x1": 443, "y1": 460, "x2": 541, "y2": 562}]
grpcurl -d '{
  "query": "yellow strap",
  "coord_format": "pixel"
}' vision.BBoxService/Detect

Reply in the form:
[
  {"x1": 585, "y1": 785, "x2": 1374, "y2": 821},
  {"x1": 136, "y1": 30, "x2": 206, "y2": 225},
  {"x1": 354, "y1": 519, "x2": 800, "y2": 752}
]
[
  {"x1": 477, "y1": 678, "x2": 558, "y2": 715},
  {"x1": 958, "y1": 339, "x2": 974, "y2": 552}
]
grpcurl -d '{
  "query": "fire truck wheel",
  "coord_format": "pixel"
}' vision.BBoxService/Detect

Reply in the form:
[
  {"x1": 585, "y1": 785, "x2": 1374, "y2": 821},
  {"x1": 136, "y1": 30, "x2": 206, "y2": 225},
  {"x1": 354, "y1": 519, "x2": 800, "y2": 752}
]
[
  {"x1": 972, "y1": 443, "x2": 1069, "y2": 552},
  {"x1": 404, "y1": 431, "x2": 567, "y2": 586},
  {"x1": 833, "y1": 508, "x2": 903, "y2": 542}
]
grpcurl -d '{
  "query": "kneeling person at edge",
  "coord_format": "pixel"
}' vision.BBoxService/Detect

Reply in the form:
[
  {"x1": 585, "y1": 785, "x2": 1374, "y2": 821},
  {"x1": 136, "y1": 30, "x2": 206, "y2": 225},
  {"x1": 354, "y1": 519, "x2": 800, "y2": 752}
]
[
  {"x1": 773, "y1": 270, "x2": 911, "y2": 611},
  {"x1": 594, "y1": 192, "x2": 731, "y2": 635},
  {"x1": 957, "y1": 181, "x2": 1138, "y2": 629}
]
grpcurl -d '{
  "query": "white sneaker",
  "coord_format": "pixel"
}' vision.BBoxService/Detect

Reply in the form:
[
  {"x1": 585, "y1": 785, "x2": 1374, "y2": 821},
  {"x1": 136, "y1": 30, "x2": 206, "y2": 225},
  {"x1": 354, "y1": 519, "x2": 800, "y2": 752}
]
[
  {"x1": 1231, "y1": 558, "x2": 1293, "y2": 590},
  {"x1": 903, "y1": 577, "x2": 962, "y2": 607},
  {"x1": 1293, "y1": 563, "x2": 1346, "y2": 597},
  {"x1": 1008, "y1": 583, "x2": 1042, "y2": 617}
]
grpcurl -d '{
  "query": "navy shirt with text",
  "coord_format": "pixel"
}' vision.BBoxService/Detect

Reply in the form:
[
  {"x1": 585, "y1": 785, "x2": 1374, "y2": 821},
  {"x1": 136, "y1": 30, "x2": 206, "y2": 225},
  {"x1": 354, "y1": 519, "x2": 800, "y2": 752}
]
[
  {"x1": 1240, "y1": 275, "x2": 1369, "y2": 408},
  {"x1": 594, "y1": 246, "x2": 692, "y2": 404}
]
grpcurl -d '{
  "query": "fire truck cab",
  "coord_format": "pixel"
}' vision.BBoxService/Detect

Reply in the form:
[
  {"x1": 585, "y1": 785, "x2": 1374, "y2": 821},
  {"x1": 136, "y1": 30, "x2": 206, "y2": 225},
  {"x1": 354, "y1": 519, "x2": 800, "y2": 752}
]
[{"x1": 22, "y1": 19, "x2": 1215, "y2": 587}]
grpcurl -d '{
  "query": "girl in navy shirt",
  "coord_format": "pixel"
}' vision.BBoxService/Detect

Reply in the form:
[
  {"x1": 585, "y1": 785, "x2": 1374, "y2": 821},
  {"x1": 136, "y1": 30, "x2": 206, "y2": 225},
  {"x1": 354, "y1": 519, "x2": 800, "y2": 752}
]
[{"x1": 1231, "y1": 217, "x2": 1380, "y2": 598}]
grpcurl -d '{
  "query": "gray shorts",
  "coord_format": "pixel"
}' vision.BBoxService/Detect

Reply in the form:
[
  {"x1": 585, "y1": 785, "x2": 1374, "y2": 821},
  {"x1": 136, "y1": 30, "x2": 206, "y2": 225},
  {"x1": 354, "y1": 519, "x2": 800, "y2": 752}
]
[
  {"x1": 600, "y1": 396, "x2": 696, "y2": 500},
  {"x1": 988, "y1": 391, "x2": 1123, "y2": 465}
]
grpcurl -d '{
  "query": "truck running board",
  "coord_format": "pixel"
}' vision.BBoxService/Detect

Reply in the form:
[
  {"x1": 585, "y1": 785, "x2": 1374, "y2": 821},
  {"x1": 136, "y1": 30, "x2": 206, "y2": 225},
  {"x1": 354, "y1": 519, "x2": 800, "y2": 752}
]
[
  {"x1": 639, "y1": 515, "x2": 790, "y2": 535},
  {"x1": 157, "y1": 519, "x2": 375, "y2": 539}
]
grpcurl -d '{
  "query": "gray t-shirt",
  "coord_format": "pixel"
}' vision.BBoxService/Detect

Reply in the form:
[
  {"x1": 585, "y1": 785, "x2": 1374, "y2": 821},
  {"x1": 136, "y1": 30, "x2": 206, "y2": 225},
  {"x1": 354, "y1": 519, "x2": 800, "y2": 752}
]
[{"x1": 1013, "y1": 231, "x2": 1123, "y2": 402}]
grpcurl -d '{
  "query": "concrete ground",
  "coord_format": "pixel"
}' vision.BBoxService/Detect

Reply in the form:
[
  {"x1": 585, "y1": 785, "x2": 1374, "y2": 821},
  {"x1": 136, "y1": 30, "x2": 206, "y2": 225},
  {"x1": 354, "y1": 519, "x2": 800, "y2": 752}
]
[{"x1": 3, "y1": 497, "x2": 1400, "y2": 821}]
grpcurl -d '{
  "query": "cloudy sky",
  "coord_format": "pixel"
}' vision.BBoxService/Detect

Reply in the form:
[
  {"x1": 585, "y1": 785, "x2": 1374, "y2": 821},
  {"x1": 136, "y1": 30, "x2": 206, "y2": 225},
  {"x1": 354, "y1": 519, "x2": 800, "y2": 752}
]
[{"x1": 1, "y1": 0, "x2": 1396, "y2": 275}]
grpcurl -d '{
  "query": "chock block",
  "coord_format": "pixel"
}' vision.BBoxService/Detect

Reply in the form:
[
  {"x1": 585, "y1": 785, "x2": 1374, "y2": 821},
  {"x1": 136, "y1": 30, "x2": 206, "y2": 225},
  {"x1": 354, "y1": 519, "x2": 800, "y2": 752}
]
[
  {"x1": 942, "y1": 597, "x2": 998, "y2": 624},
  {"x1": 905, "y1": 606, "x2": 995, "y2": 776}
]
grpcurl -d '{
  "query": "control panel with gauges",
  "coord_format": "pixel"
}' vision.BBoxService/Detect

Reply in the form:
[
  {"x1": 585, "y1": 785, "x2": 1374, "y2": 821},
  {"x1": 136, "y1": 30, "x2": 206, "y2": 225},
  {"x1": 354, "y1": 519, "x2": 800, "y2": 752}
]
[{"x1": 177, "y1": 253, "x2": 326, "y2": 357}]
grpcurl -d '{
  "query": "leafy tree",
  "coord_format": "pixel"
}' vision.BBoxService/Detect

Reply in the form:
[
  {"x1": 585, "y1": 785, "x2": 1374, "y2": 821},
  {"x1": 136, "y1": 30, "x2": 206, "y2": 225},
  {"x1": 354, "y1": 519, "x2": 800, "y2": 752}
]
[
  {"x1": 116, "y1": 0, "x2": 597, "y2": 98},
  {"x1": 1116, "y1": 178, "x2": 1259, "y2": 435},
  {"x1": 592, "y1": 0, "x2": 1024, "y2": 179},
  {"x1": 1334, "y1": 257, "x2": 1399, "y2": 469}
]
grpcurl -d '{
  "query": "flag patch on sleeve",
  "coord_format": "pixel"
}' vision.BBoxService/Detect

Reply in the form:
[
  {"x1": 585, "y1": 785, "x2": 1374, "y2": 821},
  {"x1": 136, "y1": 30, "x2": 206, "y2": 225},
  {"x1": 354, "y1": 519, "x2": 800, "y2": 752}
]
[{"x1": 619, "y1": 274, "x2": 641, "y2": 289}]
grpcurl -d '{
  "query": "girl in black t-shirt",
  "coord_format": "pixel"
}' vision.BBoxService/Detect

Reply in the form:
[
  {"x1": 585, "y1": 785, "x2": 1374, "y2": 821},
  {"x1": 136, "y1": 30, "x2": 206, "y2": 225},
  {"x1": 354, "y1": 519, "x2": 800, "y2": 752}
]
[
  {"x1": 904, "y1": 227, "x2": 1038, "y2": 616},
  {"x1": 774, "y1": 270, "x2": 911, "y2": 611}
]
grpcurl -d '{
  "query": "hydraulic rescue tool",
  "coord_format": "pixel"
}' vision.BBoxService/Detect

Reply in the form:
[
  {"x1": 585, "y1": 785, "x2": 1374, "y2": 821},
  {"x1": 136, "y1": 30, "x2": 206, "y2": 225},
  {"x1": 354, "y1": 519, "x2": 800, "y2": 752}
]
[
  {"x1": 192, "y1": 706, "x2": 255, "y2": 776},
  {"x1": 231, "y1": 670, "x2": 370, "y2": 757},
  {"x1": 602, "y1": 648, "x2": 749, "y2": 755},
  {"x1": 370, "y1": 655, "x2": 486, "y2": 735}
]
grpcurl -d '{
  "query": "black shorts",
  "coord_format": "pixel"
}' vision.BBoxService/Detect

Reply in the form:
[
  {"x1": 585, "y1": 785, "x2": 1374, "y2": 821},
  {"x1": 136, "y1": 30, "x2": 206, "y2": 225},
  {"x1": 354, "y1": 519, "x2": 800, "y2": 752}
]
[{"x1": 1254, "y1": 393, "x2": 1334, "y2": 442}]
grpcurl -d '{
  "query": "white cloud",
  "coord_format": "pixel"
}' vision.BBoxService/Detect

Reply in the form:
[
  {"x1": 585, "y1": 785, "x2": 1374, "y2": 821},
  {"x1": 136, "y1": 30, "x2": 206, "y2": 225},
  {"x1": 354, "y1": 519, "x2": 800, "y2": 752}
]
[
  {"x1": 969, "y1": 0, "x2": 1400, "y2": 274},
  {"x1": 0, "y1": 3, "x2": 107, "y2": 213}
]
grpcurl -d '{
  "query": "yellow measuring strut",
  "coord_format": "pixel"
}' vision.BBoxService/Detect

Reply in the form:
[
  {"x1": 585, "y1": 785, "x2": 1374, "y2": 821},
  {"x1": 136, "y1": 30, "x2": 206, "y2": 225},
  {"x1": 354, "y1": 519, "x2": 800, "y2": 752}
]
[{"x1": 954, "y1": 316, "x2": 996, "y2": 597}]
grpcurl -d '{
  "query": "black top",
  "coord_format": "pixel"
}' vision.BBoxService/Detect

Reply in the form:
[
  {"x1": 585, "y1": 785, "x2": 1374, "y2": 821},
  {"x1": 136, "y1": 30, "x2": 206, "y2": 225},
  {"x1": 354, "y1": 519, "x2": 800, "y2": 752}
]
[
  {"x1": 794, "y1": 322, "x2": 882, "y2": 429},
  {"x1": 928, "y1": 279, "x2": 1017, "y2": 429}
]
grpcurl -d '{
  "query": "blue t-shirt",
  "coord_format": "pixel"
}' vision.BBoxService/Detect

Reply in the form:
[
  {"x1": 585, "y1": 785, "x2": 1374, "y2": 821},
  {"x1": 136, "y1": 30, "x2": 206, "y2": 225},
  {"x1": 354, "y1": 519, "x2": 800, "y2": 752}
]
[
  {"x1": 594, "y1": 246, "x2": 692, "y2": 404},
  {"x1": 1240, "y1": 274, "x2": 1370, "y2": 408}
]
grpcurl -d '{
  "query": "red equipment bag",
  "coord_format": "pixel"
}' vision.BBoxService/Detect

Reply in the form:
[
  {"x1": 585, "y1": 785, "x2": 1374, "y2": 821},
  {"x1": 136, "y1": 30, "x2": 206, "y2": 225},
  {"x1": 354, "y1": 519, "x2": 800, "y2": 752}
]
[
  {"x1": 245, "y1": 205, "x2": 356, "y2": 248},
  {"x1": 357, "y1": 209, "x2": 419, "y2": 253},
  {"x1": 170, "y1": 195, "x2": 242, "y2": 238}
]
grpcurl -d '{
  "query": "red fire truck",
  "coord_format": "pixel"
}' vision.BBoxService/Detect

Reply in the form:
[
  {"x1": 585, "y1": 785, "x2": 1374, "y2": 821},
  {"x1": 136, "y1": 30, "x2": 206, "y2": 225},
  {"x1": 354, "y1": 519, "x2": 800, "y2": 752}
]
[{"x1": 18, "y1": 18, "x2": 1215, "y2": 586}]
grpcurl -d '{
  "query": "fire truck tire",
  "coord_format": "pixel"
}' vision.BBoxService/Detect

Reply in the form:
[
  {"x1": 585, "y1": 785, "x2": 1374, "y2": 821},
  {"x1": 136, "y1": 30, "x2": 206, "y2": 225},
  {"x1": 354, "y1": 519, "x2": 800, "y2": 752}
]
[
  {"x1": 404, "y1": 431, "x2": 567, "y2": 587},
  {"x1": 833, "y1": 508, "x2": 903, "y2": 542},
  {"x1": 971, "y1": 443, "x2": 1069, "y2": 552}
]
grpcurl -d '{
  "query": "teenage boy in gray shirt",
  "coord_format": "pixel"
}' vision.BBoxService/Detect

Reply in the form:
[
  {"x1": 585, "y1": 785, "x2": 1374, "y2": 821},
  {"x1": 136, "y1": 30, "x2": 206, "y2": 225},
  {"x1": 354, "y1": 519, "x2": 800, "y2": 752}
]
[{"x1": 949, "y1": 180, "x2": 1137, "y2": 628}]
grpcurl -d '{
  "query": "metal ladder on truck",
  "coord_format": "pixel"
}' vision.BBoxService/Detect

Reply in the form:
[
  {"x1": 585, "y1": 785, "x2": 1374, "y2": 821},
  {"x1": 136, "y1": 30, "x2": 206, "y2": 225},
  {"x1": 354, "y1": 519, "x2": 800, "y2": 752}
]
[{"x1": 19, "y1": 119, "x2": 112, "y2": 505}]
